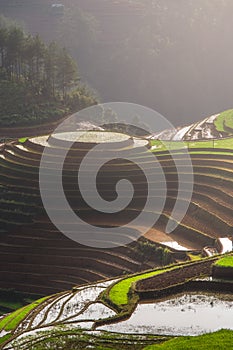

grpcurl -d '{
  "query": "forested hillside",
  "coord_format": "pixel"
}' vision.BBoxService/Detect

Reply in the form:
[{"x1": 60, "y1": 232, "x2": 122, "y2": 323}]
[{"x1": 0, "y1": 15, "x2": 96, "y2": 127}]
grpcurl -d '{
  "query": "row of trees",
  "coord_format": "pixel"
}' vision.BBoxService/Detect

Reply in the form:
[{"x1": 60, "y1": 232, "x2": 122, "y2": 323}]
[
  {"x1": 0, "y1": 23, "x2": 78, "y2": 99},
  {"x1": 0, "y1": 15, "x2": 97, "y2": 127}
]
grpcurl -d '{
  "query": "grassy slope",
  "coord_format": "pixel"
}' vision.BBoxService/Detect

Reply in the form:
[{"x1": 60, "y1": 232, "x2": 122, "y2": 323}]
[
  {"x1": 150, "y1": 136, "x2": 233, "y2": 152},
  {"x1": 1, "y1": 119, "x2": 233, "y2": 348},
  {"x1": 0, "y1": 256, "x2": 223, "y2": 346},
  {"x1": 143, "y1": 330, "x2": 233, "y2": 350},
  {"x1": 214, "y1": 109, "x2": 233, "y2": 133},
  {"x1": 0, "y1": 289, "x2": 40, "y2": 316},
  {"x1": 0, "y1": 296, "x2": 49, "y2": 332},
  {"x1": 107, "y1": 255, "x2": 221, "y2": 307},
  {"x1": 108, "y1": 265, "x2": 178, "y2": 306},
  {"x1": 215, "y1": 256, "x2": 233, "y2": 267}
]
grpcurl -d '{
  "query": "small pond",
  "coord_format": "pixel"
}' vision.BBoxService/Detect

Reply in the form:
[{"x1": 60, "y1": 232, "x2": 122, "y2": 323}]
[{"x1": 99, "y1": 293, "x2": 233, "y2": 336}]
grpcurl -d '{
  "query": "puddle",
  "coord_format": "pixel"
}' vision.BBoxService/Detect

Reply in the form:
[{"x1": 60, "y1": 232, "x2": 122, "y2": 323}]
[{"x1": 100, "y1": 293, "x2": 233, "y2": 336}]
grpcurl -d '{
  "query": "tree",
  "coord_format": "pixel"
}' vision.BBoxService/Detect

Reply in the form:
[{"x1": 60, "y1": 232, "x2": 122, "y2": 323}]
[
  {"x1": 0, "y1": 28, "x2": 8, "y2": 70},
  {"x1": 5, "y1": 26, "x2": 24, "y2": 81},
  {"x1": 31, "y1": 35, "x2": 45, "y2": 93},
  {"x1": 0, "y1": 15, "x2": 97, "y2": 128},
  {"x1": 43, "y1": 41, "x2": 59, "y2": 98},
  {"x1": 22, "y1": 35, "x2": 36, "y2": 84},
  {"x1": 56, "y1": 47, "x2": 79, "y2": 100}
]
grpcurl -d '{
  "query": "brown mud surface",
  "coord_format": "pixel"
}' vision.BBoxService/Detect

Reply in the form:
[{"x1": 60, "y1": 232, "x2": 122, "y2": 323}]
[{"x1": 135, "y1": 258, "x2": 218, "y2": 292}]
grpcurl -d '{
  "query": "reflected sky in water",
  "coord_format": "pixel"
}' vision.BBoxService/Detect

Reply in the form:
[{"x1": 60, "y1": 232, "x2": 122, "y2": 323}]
[{"x1": 100, "y1": 293, "x2": 233, "y2": 336}]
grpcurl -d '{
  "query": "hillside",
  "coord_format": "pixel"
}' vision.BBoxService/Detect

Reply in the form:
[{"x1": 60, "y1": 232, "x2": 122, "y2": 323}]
[
  {"x1": 0, "y1": 16, "x2": 98, "y2": 129},
  {"x1": 0, "y1": 253, "x2": 232, "y2": 349},
  {"x1": 0, "y1": 111, "x2": 233, "y2": 297},
  {"x1": 3, "y1": 1, "x2": 233, "y2": 125},
  {"x1": 0, "y1": 130, "x2": 169, "y2": 295},
  {"x1": 151, "y1": 110, "x2": 233, "y2": 141},
  {"x1": 1, "y1": 3, "x2": 233, "y2": 349},
  {"x1": 0, "y1": 110, "x2": 232, "y2": 348}
]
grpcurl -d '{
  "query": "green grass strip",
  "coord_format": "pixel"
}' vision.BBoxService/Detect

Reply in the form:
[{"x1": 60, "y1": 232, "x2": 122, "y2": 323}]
[
  {"x1": 215, "y1": 256, "x2": 233, "y2": 268},
  {"x1": 18, "y1": 137, "x2": 28, "y2": 143},
  {"x1": 151, "y1": 138, "x2": 233, "y2": 153},
  {"x1": 0, "y1": 296, "x2": 49, "y2": 332},
  {"x1": 214, "y1": 109, "x2": 233, "y2": 133},
  {"x1": 143, "y1": 329, "x2": 233, "y2": 350},
  {"x1": 109, "y1": 265, "x2": 179, "y2": 306},
  {"x1": 108, "y1": 253, "x2": 226, "y2": 306},
  {"x1": 0, "y1": 333, "x2": 11, "y2": 345}
]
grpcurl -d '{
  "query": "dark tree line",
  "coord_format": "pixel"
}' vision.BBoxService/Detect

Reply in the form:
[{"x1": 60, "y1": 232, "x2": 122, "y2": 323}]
[
  {"x1": 0, "y1": 24, "x2": 78, "y2": 100},
  {"x1": 0, "y1": 16, "x2": 97, "y2": 127}
]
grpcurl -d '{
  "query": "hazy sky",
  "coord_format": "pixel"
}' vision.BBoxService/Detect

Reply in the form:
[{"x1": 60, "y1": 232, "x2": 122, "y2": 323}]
[{"x1": 1, "y1": 0, "x2": 233, "y2": 126}]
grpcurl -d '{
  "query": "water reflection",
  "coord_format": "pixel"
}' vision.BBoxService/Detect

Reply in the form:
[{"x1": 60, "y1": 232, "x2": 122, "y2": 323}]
[{"x1": 100, "y1": 293, "x2": 233, "y2": 336}]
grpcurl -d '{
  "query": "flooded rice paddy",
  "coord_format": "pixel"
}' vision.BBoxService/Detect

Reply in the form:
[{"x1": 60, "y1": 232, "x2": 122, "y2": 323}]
[{"x1": 100, "y1": 293, "x2": 233, "y2": 336}]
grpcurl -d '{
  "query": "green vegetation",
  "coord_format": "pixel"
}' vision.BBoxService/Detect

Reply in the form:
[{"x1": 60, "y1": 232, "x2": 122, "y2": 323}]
[
  {"x1": 103, "y1": 255, "x2": 223, "y2": 310},
  {"x1": 187, "y1": 253, "x2": 202, "y2": 261},
  {"x1": 0, "y1": 289, "x2": 40, "y2": 316},
  {"x1": 137, "y1": 240, "x2": 172, "y2": 265},
  {"x1": 143, "y1": 330, "x2": 233, "y2": 350},
  {"x1": 9, "y1": 328, "x2": 167, "y2": 350},
  {"x1": 214, "y1": 109, "x2": 233, "y2": 133},
  {"x1": 1, "y1": 255, "x2": 232, "y2": 349},
  {"x1": 0, "y1": 15, "x2": 97, "y2": 127},
  {"x1": 215, "y1": 256, "x2": 233, "y2": 268},
  {"x1": 18, "y1": 137, "x2": 28, "y2": 143},
  {"x1": 107, "y1": 261, "x2": 188, "y2": 306},
  {"x1": 108, "y1": 267, "x2": 172, "y2": 306},
  {"x1": 6, "y1": 327, "x2": 233, "y2": 350},
  {"x1": 0, "y1": 334, "x2": 11, "y2": 345},
  {"x1": 0, "y1": 4, "x2": 233, "y2": 350},
  {"x1": 0, "y1": 300, "x2": 22, "y2": 312},
  {"x1": 0, "y1": 296, "x2": 49, "y2": 332},
  {"x1": 150, "y1": 136, "x2": 233, "y2": 153}
]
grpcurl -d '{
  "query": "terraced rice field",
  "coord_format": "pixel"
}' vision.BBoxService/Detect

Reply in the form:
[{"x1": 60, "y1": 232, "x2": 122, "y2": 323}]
[
  {"x1": 0, "y1": 254, "x2": 232, "y2": 349},
  {"x1": 0, "y1": 129, "x2": 233, "y2": 295},
  {"x1": 0, "y1": 131, "x2": 164, "y2": 295},
  {"x1": 151, "y1": 109, "x2": 233, "y2": 141},
  {"x1": 149, "y1": 147, "x2": 233, "y2": 246},
  {"x1": 100, "y1": 293, "x2": 233, "y2": 336}
]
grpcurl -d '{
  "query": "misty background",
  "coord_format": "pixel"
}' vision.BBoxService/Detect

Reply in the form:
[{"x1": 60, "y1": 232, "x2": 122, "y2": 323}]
[{"x1": 0, "y1": 0, "x2": 232, "y2": 127}]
